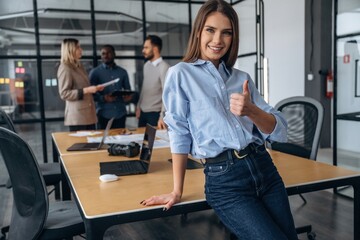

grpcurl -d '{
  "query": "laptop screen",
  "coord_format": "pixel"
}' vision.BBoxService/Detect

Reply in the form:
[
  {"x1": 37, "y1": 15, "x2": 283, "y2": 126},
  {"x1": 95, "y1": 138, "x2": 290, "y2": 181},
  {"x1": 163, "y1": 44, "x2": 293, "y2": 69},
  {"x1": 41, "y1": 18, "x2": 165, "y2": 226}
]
[
  {"x1": 99, "y1": 117, "x2": 114, "y2": 147},
  {"x1": 139, "y1": 124, "x2": 157, "y2": 163},
  {"x1": 99, "y1": 123, "x2": 157, "y2": 176}
]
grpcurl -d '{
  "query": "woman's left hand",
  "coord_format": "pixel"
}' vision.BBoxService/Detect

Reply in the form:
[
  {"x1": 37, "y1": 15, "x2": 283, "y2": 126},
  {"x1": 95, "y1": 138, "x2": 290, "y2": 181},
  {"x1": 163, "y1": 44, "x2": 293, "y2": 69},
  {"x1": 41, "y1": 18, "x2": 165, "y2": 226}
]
[{"x1": 230, "y1": 80, "x2": 253, "y2": 116}]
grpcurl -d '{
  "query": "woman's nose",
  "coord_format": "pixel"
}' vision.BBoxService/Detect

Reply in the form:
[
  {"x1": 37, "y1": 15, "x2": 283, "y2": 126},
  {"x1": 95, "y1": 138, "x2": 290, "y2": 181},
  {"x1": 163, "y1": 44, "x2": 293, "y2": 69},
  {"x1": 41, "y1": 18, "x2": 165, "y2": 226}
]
[{"x1": 212, "y1": 32, "x2": 221, "y2": 43}]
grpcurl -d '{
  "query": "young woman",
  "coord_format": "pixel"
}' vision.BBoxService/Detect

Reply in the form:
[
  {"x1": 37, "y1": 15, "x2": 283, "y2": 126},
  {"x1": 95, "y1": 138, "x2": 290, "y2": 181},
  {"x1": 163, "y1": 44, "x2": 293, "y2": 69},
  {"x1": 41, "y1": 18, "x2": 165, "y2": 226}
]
[
  {"x1": 57, "y1": 38, "x2": 104, "y2": 131},
  {"x1": 141, "y1": 0, "x2": 298, "y2": 239}
]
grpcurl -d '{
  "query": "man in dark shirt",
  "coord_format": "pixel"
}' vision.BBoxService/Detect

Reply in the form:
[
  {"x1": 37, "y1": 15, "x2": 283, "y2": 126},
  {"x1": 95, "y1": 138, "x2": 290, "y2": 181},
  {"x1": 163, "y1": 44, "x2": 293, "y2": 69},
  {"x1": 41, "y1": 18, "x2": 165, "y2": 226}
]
[{"x1": 89, "y1": 45, "x2": 132, "y2": 129}]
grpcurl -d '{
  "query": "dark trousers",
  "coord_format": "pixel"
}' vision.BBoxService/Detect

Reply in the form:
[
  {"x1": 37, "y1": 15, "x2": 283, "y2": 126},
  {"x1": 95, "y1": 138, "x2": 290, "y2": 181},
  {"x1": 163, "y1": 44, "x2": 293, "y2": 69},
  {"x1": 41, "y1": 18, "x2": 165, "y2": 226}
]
[
  {"x1": 69, "y1": 124, "x2": 96, "y2": 132},
  {"x1": 98, "y1": 115, "x2": 126, "y2": 129},
  {"x1": 138, "y1": 111, "x2": 160, "y2": 127}
]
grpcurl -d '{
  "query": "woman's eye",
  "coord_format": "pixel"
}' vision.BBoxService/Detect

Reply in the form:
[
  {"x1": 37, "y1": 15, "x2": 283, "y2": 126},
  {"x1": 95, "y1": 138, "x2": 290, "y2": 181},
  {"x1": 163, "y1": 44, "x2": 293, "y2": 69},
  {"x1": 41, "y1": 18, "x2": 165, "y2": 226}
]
[
  {"x1": 206, "y1": 28, "x2": 215, "y2": 33},
  {"x1": 223, "y1": 31, "x2": 233, "y2": 36}
]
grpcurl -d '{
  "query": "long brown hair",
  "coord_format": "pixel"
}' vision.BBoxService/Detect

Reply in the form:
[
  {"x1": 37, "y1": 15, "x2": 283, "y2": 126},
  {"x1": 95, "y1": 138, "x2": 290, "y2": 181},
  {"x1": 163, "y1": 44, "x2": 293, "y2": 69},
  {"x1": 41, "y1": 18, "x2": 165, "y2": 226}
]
[
  {"x1": 60, "y1": 38, "x2": 80, "y2": 68},
  {"x1": 183, "y1": 0, "x2": 239, "y2": 68}
]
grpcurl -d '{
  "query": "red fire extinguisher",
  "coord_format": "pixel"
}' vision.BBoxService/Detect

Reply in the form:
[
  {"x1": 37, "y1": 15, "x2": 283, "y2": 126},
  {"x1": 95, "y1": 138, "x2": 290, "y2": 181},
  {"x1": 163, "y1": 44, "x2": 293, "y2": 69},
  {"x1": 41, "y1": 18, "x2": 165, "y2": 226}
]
[{"x1": 326, "y1": 70, "x2": 333, "y2": 98}]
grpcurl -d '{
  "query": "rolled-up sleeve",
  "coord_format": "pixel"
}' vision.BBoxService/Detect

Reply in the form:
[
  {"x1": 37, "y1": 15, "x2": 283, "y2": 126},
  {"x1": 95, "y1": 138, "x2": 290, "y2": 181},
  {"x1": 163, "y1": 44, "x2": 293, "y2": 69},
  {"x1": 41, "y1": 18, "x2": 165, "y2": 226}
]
[
  {"x1": 259, "y1": 112, "x2": 288, "y2": 143},
  {"x1": 163, "y1": 67, "x2": 192, "y2": 154},
  {"x1": 246, "y1": 75, "x2": 288, "y2": 143}
]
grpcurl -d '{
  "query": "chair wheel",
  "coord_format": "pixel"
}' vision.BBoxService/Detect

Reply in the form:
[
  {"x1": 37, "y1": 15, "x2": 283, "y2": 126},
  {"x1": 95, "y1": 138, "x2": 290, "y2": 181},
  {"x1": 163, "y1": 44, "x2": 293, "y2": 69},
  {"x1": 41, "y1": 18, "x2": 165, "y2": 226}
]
[{"x1": 307, "y1": 231, "x2": 316, "y2": 240}]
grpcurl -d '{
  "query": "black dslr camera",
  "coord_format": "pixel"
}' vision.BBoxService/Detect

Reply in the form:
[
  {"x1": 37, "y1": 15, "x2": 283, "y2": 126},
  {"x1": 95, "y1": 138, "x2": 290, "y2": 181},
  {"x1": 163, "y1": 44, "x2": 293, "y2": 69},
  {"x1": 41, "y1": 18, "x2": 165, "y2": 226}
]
[{"x1": 108, "y1": 141, "x2": 140, "y2": 157}]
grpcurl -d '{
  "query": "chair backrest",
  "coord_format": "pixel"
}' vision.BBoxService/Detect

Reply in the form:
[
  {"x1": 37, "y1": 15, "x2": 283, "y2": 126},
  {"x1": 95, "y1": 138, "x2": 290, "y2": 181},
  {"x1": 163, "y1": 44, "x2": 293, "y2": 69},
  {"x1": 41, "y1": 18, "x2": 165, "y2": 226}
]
[
  {"x1": 0, "y1": 127, "x2": 48, "y2": 240},
  {"x1": 270, "y1": 96, "x2": 324, "y2": 160},
  {"x1": 0, "y1": 109, "x2": 16, "y2": 132}
]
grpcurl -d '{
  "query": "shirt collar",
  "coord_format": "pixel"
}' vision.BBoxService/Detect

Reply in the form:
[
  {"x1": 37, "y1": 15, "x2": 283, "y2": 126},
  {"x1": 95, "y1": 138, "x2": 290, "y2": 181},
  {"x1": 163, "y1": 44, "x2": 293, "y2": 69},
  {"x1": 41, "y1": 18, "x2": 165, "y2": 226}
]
[
  {"x1": 219, "y1": 61, "x2": 231, "y2": 76},
  {"x1": 151, "y1": 57, "x2": 163, "y2": 67},
  {"x1": 191, "y1": 59, "x2": 231, "y2": 76},
  {"x1": 102, "y1": 63, "x2": 117, "y2": 69}
]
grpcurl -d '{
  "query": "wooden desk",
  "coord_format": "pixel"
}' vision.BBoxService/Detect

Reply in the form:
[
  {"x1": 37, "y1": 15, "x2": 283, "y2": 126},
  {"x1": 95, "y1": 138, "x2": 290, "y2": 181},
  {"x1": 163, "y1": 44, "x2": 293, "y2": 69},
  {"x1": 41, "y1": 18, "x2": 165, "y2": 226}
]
[
  {"x1": 52, "y1": 128, "x2": 145, "y2": 200},
  {"x1": 52, "y1": 128, "x2": 144, "y2": 157},
  {"x1": 59, "y1": 147, "x2": 360, "y2": 240}
]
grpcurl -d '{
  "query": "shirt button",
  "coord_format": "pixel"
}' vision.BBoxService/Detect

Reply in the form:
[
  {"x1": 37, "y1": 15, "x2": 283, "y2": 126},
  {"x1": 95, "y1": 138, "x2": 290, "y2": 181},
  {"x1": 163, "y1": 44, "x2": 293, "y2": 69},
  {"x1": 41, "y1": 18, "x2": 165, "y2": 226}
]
[
  {"x1": 236, "y1": 125, "x2": 239, "y2": 128},
  {"x1": 221, "y1": 86, "x2": 224, "y2": 89}
]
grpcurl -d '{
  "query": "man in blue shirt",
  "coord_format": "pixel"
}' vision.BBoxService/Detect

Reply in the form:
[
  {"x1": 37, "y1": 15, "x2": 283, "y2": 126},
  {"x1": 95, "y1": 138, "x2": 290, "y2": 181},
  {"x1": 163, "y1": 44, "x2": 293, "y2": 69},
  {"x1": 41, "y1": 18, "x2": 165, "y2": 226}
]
[{"x1": 89, "y1": 45, "x2": 133, "y2": 129}]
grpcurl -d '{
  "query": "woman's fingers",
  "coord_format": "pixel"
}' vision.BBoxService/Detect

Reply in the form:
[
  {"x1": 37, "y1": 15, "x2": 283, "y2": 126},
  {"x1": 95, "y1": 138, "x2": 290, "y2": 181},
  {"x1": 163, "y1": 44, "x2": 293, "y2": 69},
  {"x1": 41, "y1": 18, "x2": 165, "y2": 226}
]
[{"x1": 140, "y1": 193, "x2": 179, "y2": 210}]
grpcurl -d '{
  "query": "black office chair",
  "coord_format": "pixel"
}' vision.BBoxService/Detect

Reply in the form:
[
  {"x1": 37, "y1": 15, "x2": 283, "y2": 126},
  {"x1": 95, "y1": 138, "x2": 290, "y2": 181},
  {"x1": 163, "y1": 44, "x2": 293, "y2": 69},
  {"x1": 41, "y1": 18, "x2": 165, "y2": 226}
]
[
  {"x1": 0, "y1": 109, "x2": 62, "y2": 196},
  {"x1": 0, "y1": 109, "x2": 63, "y2": 239},
  {"x1": 270, "y1": 96, "x2": 324, "y2": 161},
  {"x1": 0, "y1": 127, "x2": 85, "y2": 240},
  {"x1": 269, "y1": 96, "x2": 324, "y2": 240}
]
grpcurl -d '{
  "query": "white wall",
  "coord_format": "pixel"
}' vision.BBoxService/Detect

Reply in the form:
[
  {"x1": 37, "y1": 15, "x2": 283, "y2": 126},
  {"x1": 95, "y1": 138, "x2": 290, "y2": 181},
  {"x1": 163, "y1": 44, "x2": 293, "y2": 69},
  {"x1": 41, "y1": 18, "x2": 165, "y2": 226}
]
[{"x1": 264, "y1": 0, "x2": 305, "y2": 106}]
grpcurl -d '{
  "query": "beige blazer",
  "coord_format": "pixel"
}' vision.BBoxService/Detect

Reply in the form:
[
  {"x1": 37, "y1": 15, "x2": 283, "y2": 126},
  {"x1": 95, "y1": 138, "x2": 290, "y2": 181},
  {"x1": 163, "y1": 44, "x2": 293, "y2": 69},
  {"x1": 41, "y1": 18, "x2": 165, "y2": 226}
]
[{"x1": 57, "y1": 63, "x2": 97, "y2": 126}]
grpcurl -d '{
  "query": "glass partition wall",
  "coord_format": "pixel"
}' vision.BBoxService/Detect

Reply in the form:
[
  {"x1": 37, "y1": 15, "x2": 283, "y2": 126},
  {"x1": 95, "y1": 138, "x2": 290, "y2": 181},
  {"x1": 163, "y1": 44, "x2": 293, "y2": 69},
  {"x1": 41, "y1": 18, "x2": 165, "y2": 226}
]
[
  {"x1": 0, "y1": 0, "x2": 262, "y2": 164},
  {"x1": 334, "y1": 0, "x2": 360, "y2": 198}
]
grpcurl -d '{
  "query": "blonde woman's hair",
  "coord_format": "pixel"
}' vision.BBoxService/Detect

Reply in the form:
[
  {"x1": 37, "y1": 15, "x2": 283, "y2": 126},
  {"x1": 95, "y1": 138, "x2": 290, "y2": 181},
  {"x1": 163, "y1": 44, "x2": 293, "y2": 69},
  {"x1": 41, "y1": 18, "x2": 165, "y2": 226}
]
[
  {"x1": 60, "y1": 38, "x2": 80, "y2": 67},
  {"x1": 183, "y1": 0, "x2": 239, "y2": 68}
]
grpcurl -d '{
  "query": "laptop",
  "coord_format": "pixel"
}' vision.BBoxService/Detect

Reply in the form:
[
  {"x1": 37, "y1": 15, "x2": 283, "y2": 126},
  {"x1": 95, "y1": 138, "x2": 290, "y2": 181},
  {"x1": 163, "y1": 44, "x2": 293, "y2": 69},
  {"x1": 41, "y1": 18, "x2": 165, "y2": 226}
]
[
  {"x1": 99, "y1": 124, "x2": 156, "y2": 176},
  {"x1": 67, "y1": 118, "x2": 114, "y2": 151}
]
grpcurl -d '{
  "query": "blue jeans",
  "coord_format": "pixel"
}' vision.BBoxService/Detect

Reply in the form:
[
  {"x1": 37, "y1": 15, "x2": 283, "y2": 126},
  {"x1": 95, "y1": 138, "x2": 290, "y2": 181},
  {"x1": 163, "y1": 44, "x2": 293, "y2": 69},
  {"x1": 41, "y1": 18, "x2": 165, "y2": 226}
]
[{"x1": 204, "y1": 147, "x2": 297, "y2": 240}]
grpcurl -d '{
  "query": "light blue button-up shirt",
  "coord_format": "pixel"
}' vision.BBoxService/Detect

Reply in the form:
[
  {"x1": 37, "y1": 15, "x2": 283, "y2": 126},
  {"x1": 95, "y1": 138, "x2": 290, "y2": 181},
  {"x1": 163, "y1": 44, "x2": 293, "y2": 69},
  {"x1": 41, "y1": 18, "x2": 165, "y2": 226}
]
[{"x1": 163, "y1": 59, "x2": 287, "y2": 159}]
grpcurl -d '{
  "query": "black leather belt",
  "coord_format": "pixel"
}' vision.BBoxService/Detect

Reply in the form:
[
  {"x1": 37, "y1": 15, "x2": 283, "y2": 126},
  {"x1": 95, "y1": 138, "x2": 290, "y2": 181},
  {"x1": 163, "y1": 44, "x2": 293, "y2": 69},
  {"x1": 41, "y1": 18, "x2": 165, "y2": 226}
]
[{"x1": 205, "y1": 143, "x2": 265, "y2": 164}]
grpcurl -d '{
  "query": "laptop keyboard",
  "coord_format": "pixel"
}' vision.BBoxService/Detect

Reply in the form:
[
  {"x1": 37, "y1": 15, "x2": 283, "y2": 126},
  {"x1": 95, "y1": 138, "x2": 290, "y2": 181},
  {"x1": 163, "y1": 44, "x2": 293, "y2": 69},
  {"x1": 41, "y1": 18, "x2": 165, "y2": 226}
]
[
  {"x1": 82, "y1": 143, "x2": 100, "y2": 148},
  {"x1": 100, "y1": 160, "x2": 147, "y2": 176},
  {"x1": 116, "y1": 161, "x2": 145, "y2": 172}
]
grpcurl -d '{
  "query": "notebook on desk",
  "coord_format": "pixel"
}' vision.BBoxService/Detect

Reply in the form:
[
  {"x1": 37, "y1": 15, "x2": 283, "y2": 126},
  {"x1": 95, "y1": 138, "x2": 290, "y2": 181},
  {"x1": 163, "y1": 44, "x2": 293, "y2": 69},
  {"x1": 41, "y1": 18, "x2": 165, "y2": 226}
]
[
  {"x1": 67, "y1": 118, "x2": 114, "y2": 151},
  {"x1": 100, "y1": 124, "x2": 156, "y2": 176}
]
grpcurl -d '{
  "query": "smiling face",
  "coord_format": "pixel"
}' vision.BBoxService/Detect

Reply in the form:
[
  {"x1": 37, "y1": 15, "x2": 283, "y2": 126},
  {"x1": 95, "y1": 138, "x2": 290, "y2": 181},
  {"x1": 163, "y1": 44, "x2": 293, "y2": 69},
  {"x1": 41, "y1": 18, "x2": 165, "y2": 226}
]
[{"x1": 199, "y1": 12, "x2": 233, "y2": 68}]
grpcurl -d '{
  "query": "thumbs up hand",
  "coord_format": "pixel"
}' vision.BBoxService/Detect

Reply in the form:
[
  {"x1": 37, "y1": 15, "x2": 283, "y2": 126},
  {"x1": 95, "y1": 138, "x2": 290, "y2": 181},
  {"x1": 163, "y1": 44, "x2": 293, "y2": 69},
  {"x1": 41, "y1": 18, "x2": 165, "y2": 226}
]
[{"x1": 230, "y1": 80, "x2": 253, "y2": 116}]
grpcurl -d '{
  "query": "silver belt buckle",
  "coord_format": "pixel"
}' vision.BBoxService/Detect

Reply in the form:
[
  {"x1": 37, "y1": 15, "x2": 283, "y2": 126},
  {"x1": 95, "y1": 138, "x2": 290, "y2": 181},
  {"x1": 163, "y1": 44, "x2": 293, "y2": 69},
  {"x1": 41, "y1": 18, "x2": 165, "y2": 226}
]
[{"x1": 233, "y1": 150, "x2": 248, "y2": 159}]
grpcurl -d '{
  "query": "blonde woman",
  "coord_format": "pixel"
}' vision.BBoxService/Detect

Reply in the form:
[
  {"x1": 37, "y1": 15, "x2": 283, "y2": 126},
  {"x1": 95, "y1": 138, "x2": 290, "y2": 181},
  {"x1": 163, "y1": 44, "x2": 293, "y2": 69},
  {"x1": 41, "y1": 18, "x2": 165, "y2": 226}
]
[{"x1": 58, "y1": 38, "x2": 104, "y2": 131}]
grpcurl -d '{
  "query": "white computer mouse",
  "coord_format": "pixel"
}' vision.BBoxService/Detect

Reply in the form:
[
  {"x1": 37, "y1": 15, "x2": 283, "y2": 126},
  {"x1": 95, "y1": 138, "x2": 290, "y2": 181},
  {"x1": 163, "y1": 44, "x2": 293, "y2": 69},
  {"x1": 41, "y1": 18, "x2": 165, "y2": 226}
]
[{"x1": 99, "y1": 174, "x2": 119, "y2": 182}]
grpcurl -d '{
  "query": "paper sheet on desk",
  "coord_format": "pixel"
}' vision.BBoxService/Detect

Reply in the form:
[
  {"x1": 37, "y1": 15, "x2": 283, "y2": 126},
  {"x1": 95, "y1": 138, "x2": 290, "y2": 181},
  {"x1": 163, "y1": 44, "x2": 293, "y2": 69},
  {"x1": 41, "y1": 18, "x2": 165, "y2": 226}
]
[
  {"x1": 153, "y1": 139, "x2": 170, "y2": 148},
  {"x1": 156, "y1": 129, "x2": 170, "y2": 141},
  {"x1": 87, "y1": 133, "x2": 170, "y2": 148},
  {"x1": 88, "y1": 133, "x2": 143, "y2": 144},
  {"x1": 69, "y1": 131, "x2": 102, "y2": 137}
]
